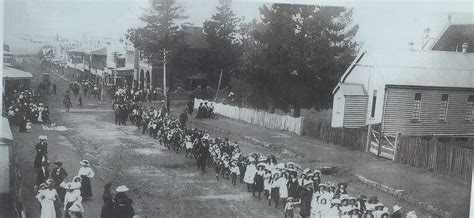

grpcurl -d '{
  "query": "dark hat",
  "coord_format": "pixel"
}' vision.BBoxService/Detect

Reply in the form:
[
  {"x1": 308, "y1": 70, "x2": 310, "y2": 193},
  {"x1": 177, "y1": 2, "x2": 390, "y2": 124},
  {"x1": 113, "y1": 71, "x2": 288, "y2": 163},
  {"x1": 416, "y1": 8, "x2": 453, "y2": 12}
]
[{"x1": 53, "y1": 160, "x2": 63, "y2": 166}]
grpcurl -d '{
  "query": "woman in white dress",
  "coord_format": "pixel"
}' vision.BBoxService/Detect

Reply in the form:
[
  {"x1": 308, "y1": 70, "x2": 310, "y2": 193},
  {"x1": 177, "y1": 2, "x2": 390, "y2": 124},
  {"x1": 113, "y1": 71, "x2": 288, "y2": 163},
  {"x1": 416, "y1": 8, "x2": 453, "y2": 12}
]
[
  {"x1": 78, "y1": 160, "x2": 94, "y2": 198},
  {"x1": 243, "y1": 160, "x2": 257, "y2": 192},
  {"x1": 278, "y1": 172, "x2": 289, "y2": 206},
  {"x1": 36, "y1": 183, "x2": 58, "y2": 218}
]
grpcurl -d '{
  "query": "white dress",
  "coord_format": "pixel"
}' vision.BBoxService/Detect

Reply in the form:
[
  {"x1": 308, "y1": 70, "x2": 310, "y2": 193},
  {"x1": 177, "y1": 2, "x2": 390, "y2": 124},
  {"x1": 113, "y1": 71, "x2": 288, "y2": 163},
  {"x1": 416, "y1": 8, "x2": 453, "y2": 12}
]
[
  {"x1": 278, "y1": 177, "x2": 288, "y2": 198},
  {"x1": 243, "y1": 164, "x2": 257, "y2": 184},
  {"x1": 36, "y1": 189, "x2": 57, "y2": 218}
]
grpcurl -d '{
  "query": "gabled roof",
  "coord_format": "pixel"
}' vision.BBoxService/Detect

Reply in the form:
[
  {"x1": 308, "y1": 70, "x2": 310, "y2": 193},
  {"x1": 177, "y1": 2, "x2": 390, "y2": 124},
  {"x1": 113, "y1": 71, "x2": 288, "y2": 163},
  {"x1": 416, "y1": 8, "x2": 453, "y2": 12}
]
[
  {"x1": 340, "y1": 83, "x2": 367, "y2": 96},
  {"x1": 430, "y1": 24, "x2": 474, "y2": 53},
  {"x1": 334, "y1": 48, "x2": 474, "y2": 93}
]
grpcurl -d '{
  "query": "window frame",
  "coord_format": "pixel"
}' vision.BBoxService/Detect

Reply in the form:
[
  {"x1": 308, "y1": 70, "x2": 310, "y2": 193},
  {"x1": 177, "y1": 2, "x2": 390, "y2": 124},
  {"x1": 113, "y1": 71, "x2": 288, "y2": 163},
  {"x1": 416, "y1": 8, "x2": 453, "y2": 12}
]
[
  {"x1": 370, "y1": 90, "x2": 377, "y2": 118},
  {"x1": 438, "y1": 94, "x2": 449, "y2": 122},
  {"x1": 466, "y1": 95, "x2": 474, "y2": 122},
  {"x1": 412, "y1": 93, "x2": 422, "y2": 122}
]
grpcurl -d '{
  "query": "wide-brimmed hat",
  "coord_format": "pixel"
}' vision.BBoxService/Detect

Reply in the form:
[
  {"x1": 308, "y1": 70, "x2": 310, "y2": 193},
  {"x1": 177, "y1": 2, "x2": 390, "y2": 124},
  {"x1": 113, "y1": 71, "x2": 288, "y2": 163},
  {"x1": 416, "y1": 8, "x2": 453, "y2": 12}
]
[
  {"x1": 286, "y1": 162, "x2": 295, "y2": 166},
  {"x1": 393, "y1": 205, "x2": 402, "y2": 212},
  {"x1": 313, "y1": 170, "x2": 321, "y2": 175},
  {"x1": 302, "y1": 168, "x2": 311, "y2": 175},
  {"x1": 38, "y1": 135, "x2": 47, "y2": 140},
  {"x1": 53, "y1": 160, "x2": 63, "y2": 166},
  {"x1": 116, "y1": 185, "x2": 130, "y2": 192},
  {"x1": 287, "y1": 197, "x2": 294, "y2": 201},
  {"x1": 73, "y1": 176, "x2": 82, "y2": 183},
  {"x1": 256, "y1": 163, "x2": 266, "y2": 168},
  {"x1": 375, "y1": 203, "x2": 385, "y2": 209},
  {"x1": 80, "y1": 160, "x2": 90, "y2": 166},
  {"x1": 331, "y1": 199, "x2": 341, "y2": 205},
  {"x1": 39, "y1": 183, "x2": 48, "y2": 189}
]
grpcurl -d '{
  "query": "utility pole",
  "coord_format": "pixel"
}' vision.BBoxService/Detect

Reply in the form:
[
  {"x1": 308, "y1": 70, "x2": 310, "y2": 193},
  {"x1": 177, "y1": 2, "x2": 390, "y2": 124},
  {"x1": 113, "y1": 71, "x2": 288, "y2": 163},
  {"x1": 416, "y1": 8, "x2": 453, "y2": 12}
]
[
  {"x1": 163, "y1": 48, "x2": 167, "y2": 110},
  {"x1": 215, "y1": 69, "x2": 223, "y2": 102}
]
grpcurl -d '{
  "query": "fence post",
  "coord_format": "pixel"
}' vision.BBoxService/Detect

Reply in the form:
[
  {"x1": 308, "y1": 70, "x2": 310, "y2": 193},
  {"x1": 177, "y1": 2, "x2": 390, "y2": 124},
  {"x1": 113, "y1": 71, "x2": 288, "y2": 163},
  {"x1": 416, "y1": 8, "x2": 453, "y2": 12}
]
[
  {"x1": 393, "y1": 132, "x2": 401, "y2": 161},
  {"x1": 366, "y1": 125, "x2": 371, "y2": 152},
  {"x1": 341, "y1": 127, "x2": 345, "y2": 145},
  {"x1": 377, "y1": 130, "x2": 383, "y2": 157}
]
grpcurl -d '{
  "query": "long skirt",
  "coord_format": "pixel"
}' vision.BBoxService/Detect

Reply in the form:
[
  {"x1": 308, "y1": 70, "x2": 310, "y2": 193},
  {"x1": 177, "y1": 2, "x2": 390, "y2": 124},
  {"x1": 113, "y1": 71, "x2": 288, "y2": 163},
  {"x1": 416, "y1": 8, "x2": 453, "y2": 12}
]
[
  {"x1": 254, "y1": 175, "x2": 264, "y2": 192},
  {"x1": 80, "y1": 177, "x2": 92, "y2": 198}
]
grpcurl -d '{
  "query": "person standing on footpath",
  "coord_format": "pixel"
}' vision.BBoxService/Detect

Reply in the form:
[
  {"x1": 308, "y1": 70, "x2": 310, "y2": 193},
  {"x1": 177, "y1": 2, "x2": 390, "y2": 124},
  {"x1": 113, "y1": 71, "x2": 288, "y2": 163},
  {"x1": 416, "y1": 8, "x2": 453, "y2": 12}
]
[
  {"x1": 100, "y1": 182, "x2": 115, "y2": 218},
  {"x1": 34, "y1": 135, "x2": 49, "y2": 169},
  {"x1": 78, "y1": 160, "x2": 95, "y2": 199},
  {"x1": 114, "y1": 185, "x2": 135, "y2": 218},
  {"x1": 53, "y1": 84, "x2": 57, "y2": 95},
  {"x1": 51, "y1": 160, "x2": 68, "y2": 201}
]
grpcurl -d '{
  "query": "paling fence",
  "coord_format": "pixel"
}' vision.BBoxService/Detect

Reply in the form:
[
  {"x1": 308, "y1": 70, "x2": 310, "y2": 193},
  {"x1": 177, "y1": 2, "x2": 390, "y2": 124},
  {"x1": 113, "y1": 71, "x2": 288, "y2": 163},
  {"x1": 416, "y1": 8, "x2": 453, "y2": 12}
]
[
  {"x1": 395, "y1": 137, "x2": 473, "y2": 181},
  {"x1": 303, "y1": 119, "x2": 473, "y2": 181},
  {"x1": 194, "y1": 99, "x2": 303, "y2": 135},
  {"x1": 302, "y1": 118, "x2": 368, "y2": 151}
]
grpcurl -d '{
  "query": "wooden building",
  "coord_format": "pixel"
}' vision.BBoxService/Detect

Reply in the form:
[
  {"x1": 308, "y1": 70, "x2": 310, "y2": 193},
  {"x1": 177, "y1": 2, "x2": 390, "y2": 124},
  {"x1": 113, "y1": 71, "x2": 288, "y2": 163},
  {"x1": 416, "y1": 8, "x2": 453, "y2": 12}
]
[{"x1": 331, "y1": 24, "x2": 474, "y2": 137}]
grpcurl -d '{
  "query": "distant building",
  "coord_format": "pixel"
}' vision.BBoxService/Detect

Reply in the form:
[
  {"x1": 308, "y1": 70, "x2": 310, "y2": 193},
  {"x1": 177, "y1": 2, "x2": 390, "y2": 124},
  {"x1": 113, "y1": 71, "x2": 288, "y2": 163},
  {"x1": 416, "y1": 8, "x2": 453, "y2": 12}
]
[{"x1": 331, "y1": 22, "x2": 474, "y2": 137}]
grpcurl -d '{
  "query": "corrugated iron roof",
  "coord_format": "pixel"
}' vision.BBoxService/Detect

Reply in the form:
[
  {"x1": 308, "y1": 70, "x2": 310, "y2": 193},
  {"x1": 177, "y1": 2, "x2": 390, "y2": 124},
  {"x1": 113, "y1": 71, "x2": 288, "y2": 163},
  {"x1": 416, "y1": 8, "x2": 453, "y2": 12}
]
[{"x1": 349, "y1": 48, "x2": 474, "y2": 88}]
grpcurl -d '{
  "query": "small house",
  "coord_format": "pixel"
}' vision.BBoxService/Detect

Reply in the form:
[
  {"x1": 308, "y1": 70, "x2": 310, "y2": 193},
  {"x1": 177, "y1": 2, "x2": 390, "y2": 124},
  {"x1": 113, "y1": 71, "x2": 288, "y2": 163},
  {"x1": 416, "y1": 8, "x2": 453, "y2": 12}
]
[{"x1": 331, "y1": 24, "x2": 474, "y2": 137}]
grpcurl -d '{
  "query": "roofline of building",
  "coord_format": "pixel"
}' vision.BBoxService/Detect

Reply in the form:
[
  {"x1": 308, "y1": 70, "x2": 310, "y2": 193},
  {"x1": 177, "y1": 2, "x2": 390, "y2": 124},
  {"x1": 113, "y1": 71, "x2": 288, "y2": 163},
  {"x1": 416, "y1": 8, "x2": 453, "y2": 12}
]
[
  {"x1": 429, "y1": 22, "x2": 474, "y2": 50},
  {"x1": 385, "y1": 84, "x2": 474, "y2": 92},
  {"x1": 332, "y1": 51, "x2": 366, "y2": 95}
]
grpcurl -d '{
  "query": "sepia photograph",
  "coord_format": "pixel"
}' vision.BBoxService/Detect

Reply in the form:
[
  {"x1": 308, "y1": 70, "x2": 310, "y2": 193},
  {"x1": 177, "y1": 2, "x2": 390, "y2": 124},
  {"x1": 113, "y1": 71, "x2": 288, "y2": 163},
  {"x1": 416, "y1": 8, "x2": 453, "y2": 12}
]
[{"x1": 1, "y1": 0, "x2": 473, "y2": 217}]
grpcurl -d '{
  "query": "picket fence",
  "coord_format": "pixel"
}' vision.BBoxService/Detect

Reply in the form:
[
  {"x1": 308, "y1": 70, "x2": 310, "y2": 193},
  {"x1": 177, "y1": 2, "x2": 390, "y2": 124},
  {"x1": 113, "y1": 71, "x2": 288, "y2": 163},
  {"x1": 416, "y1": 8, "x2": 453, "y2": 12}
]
[
  {"x1": 194, "y1": 99, "x2": 303, "y2": 135},
  {"x1": 395, "y1": 137, "x2": 473, "y2": 181}
]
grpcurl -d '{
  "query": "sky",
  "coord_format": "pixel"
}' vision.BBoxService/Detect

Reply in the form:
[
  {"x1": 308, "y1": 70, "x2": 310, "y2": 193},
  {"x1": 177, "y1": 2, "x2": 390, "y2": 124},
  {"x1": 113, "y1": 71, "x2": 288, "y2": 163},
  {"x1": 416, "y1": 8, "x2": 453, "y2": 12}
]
[{"x1": 2, "y1": 0, "x2": 474, "y2": 51}]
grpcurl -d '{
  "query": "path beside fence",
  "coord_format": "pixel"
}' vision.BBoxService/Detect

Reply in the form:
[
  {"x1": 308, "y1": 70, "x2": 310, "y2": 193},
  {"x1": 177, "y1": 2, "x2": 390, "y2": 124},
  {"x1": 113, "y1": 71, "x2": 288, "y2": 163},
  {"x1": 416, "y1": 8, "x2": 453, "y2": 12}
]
[{"x1": 194, "y1": 99, "x2": 303, "y2": 135}]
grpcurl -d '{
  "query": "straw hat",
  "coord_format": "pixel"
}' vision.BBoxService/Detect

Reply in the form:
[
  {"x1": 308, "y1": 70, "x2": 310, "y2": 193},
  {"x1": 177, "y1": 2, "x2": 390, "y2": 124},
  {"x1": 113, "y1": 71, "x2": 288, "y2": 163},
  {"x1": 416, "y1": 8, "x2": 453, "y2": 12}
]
[
  {"x1": 393, "y1": 205, "x2": 402, "y2": 212},
  {"x1": 38, "y1": 135, "x2": 47, "y2": 140},
  {"x1": 375, "y1": 203, "x2": 385, "y2": 209},
  {"x1": 80, "y1": 160, "x2": 90, "y2": 166},
  {"x1": 116, "y1": 185, "x2": 130, "y2": 192},
  {"x1": 302, "y1": 168, "x2": 311, "y2": 175}
]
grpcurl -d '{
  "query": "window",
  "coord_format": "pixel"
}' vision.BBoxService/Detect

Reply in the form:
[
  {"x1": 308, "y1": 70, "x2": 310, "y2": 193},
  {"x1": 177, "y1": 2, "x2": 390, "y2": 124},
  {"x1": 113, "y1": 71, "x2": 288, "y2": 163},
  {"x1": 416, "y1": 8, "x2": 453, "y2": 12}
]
[
  {"x1": 439, "y1": 94, "x2": 449, "y2": 122},
  {"x1": 466, "y1": 95, "x2": 474, "y2": 121},
  {"x1": 412, "y1": 93, "x2": 422, "y2": 121},
  {"x1": 370, "y1": 90, "x2": 377, "y2": 118}
]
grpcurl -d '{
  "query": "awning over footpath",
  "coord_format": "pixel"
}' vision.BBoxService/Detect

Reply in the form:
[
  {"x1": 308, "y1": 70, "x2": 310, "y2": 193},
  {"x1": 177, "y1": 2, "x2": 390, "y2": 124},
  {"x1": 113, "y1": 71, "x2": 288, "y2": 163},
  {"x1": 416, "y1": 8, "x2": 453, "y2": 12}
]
[
  {"x1": 115, "y1": 66, "x2": 134, "y2": 72},
  {"x1": 2, "y1": 66, "x2": 33, "y2": 80},
  {"x1": 0, "y1": 117, "x2": 13, "y2": 145}
]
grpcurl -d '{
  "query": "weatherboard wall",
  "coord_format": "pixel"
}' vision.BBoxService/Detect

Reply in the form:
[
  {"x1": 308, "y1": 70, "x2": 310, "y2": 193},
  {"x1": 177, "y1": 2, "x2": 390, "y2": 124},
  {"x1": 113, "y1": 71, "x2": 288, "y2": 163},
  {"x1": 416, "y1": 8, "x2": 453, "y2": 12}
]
[
  {"x1": 382, "y1": 85, "x2": 474, "y2": 136},
  {"x1": 343, "y1": 95, "x2": 368, "y2": 128}
]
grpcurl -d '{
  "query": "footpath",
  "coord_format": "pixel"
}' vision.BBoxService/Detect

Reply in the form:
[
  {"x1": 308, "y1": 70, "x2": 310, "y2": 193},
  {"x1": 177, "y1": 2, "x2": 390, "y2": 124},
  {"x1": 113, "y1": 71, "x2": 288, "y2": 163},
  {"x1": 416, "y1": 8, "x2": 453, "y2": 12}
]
[{"x1": 188, "y1": 115, "x2": 471, "y2": 217}]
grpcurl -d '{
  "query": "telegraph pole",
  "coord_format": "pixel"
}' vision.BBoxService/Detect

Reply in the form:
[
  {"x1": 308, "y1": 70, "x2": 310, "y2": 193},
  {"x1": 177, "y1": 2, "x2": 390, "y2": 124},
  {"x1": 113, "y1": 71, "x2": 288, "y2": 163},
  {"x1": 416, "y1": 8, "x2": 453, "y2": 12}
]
[{"x1": 163, "y1": 48, "x2": 167, "y2": 110}]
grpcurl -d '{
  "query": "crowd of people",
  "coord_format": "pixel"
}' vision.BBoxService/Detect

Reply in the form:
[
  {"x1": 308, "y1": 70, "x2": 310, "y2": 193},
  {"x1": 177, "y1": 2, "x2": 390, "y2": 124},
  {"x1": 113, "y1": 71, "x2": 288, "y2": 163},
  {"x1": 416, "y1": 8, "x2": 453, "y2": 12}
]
[
  {"x1": 3, "y1": 89, "x2": 50, "y2": 132},
  {"x1": 111, "y1": 99, "x2": 417, "y2": 218},
  {"x1": 32, "y1": 134, "x2": 136, "y2": 218}
]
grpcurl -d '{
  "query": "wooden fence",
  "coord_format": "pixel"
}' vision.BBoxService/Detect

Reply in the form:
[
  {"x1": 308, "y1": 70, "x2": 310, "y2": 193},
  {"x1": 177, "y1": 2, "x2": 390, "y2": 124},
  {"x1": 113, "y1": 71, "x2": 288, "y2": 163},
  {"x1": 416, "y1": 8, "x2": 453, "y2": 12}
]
[
  {"x1": 195, "y1": 99, "x2": 304, "y2": 135},
  {"x1": 395, "y1": 137, "x2": 473, "y2": 181},
  {"x1": 302, "y1": 118, "x2": 367, "y2": 151}
]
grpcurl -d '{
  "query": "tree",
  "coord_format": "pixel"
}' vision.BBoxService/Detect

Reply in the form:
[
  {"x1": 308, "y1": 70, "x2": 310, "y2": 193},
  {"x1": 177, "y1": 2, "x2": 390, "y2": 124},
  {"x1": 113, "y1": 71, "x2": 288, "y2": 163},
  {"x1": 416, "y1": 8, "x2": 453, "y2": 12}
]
[
  {"x1": 126, "y1": 0, "x2": 188, "y2": 89},
  {"x1": 250, "y1": 4, "x2": 359, "y2": 117},
  {"x1": 202, "y1": 0, "x2": 240, "y2": 87}
]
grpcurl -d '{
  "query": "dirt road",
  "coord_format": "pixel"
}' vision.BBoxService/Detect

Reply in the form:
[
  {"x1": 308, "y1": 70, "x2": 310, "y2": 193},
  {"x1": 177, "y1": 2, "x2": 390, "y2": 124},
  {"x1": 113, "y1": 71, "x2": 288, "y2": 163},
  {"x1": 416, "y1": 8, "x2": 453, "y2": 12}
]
[
  {"x1": 14, "y1": 62, "x2": 284, "y2": 218},
  {"x1": 13, "y1": 61, "x2": 462, "y2": 218}
]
